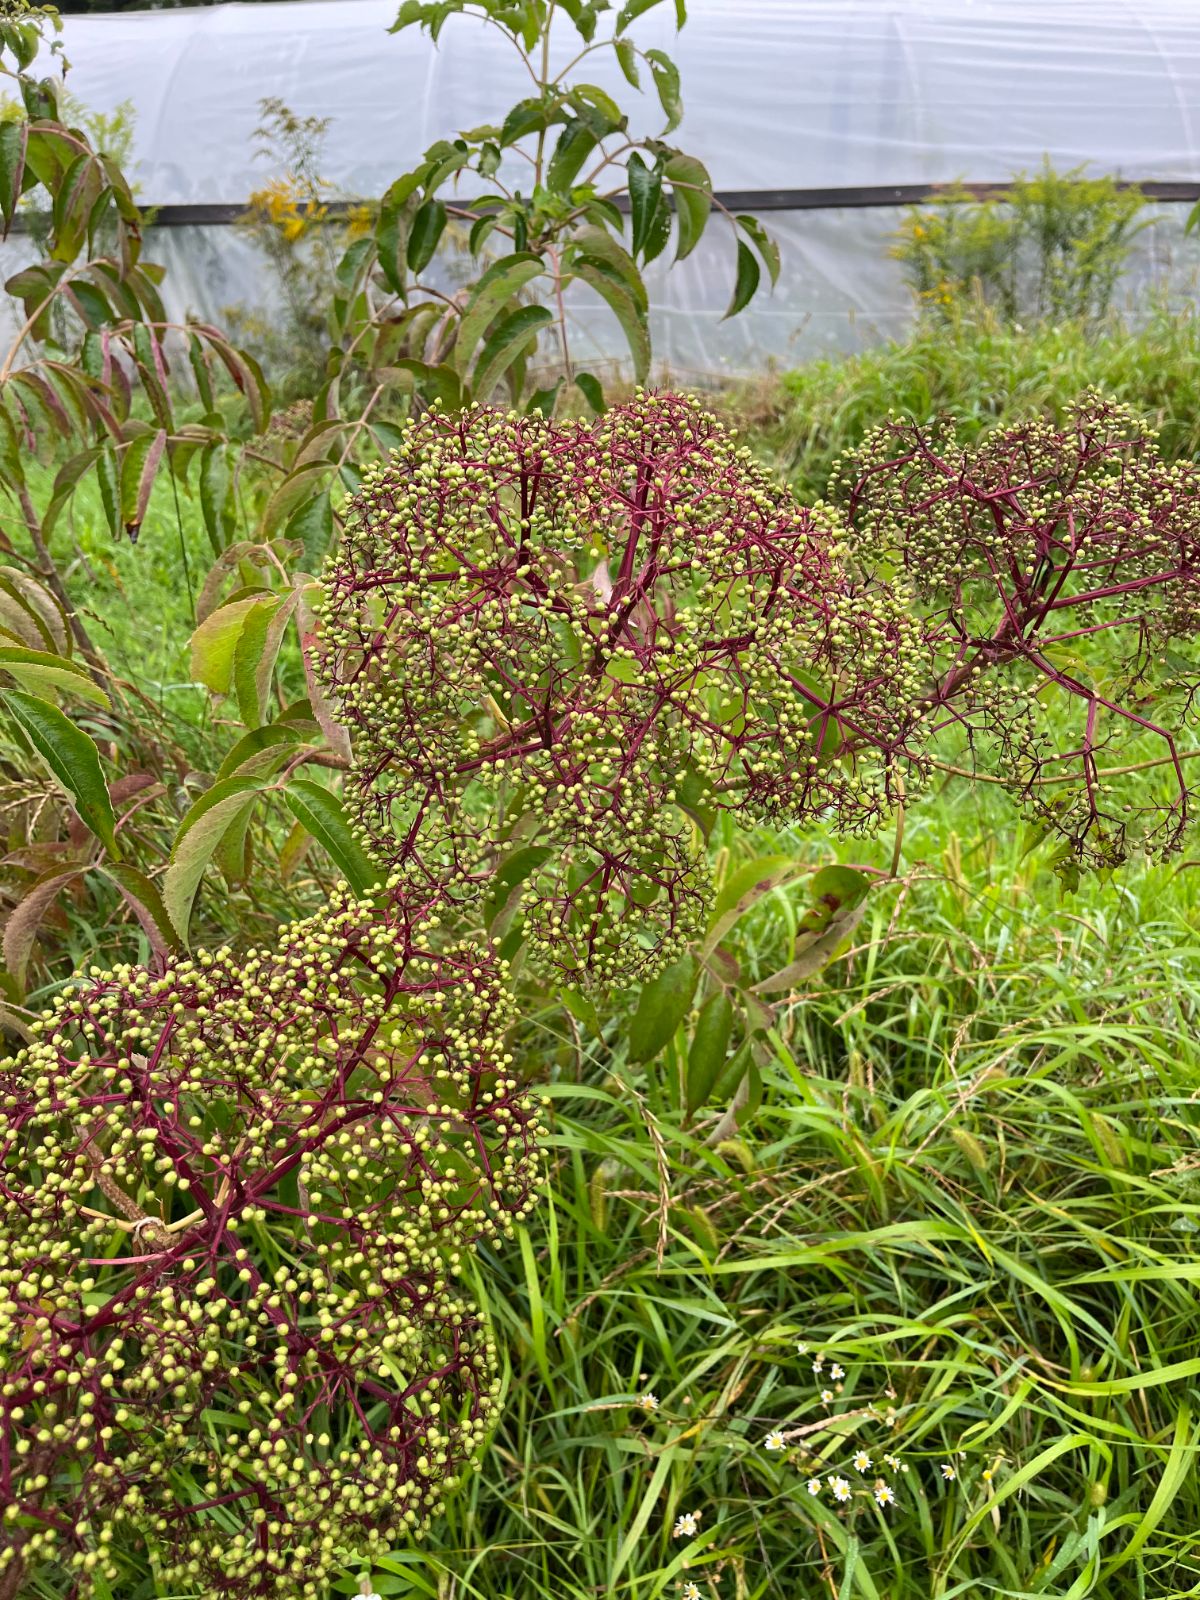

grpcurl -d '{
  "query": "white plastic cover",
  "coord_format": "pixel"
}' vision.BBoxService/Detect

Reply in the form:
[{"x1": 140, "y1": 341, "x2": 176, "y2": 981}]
[{"x1": 9, "y1": 0, "x2": 1200, "y2": 373}]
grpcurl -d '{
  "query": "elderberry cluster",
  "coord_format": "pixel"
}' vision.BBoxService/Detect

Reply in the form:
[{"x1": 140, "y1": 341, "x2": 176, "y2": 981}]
[
  {"x1": 0, "y1": 888, "x2": 541, "y2": 1599},
  {"x1": 839, "y1": 396, "x2": 1200, "y2": 869},
  {"x1": 319, "y1": 393, "x2": 933, "y2": 982}
]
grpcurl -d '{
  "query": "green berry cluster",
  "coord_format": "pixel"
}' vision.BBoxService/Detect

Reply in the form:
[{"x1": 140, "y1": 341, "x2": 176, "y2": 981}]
[
  {"x1": 839, "y1": 395, "x2": 1200, "y2": 868},
  {"x1": 0, "y1": 887, "x2": 541, "y2": 1598},
  {"x1": 319, "y1": 392, "x2": 933, "y2": 983}
]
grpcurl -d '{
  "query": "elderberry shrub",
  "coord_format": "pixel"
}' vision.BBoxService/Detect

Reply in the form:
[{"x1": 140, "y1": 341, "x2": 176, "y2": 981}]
[
  {"x1": 0, "y1": 888, "x2": 541, "y2": 1599},
  {"x1": 321, "y1": 391, "x2": 1200, "y2": 980},
  {"x1": 840, "y1": 395, "x2": 1200, "y2": 875},
  {"x1": 319, "y1": 392, "x2": 930, "y2": 984}
]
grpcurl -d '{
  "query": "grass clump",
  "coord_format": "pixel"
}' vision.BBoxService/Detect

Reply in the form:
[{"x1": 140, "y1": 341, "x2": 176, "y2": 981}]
[
  {"x1": 729, "y1": 305, "x2": 1200, "y2": 499},
  {"x1": 390, "y1": 802, "x2": 1200, "y2": 1600}
]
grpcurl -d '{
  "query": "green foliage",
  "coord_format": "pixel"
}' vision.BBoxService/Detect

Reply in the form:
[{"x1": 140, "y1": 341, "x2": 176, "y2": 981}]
[
  {"x1": 892, "y1": 164, "x2": 1149, "y2": 327},
  {"x1": 0, "y1": 8, "x2": 1197, "y2": 1595},
  {"x1": 729, "y1": 304, "x2": 1200, "y2": 501},
  {"x1": 407, "y1": 809, "x2": 1200, "y2": 1598},
  {"x1": 321, "y1": 0, "x2": 774, "y2": 416}
]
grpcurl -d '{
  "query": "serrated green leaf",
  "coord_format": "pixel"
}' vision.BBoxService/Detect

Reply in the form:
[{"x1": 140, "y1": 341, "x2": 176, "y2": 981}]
[
  {"x1": 645, "y1": 48, "x2": 682, "y2": 132},
  {"x1": 628, "y1": 954, "x2": 697, "y2": 1063},
  {"x1": 569, "y1": 257, "x2": 650, "y2": 381},
  {"x1": 164, "y1": 776, "x2": 267, "y2": 942},
  {"x1": 231, "y1": 594, "x2": 287, "y2": 729},
  {"x1": 724, "y1": 238, "x2": 760, "y2": 320},
  {"x1": 199, "y1": 444, "x2": 236, "y2": 556},
  {"x1": 452, "y1": 252, "x2": 545, "y2": 376},
  {"x1": 215, "y1": 724, "x2": 301, "y2": 782},
  {"x1": 575, "y1": 371, "x2": 605, "y2": 414},
  {"x1": 665, "y1": 152, "x2": 711, "y2": 259},
  {"x1": 547, "y1": 119, "x2": 600, "y2": 195},
  {"x1": 282, "y1": 779, "x2": 380, "y2": 897},
  {"x1": 627, "y1": 151, "x2": 662, "y2": 260},
  {"x1": 188, "y1": 596, "x2": 261, "y2": 696},
  {"x1": 471, "y1": 303, "x2": 553, "y2": 399},
  {"x1": 119, "y1": 427, "x2": 165, "y2": 541},
  {"x1": 570, "y1": 226, "x2": 647, "y2": 310},
  {"x1": 613, "y1": 37, "x2": 640, "y2": 87},
  {"x1": 0, "y1": 647, "x2": 109, "y2": 709},
  {"x1": 0, "y1": 119, "x2": 26, "y2": 231},
  {"x1": 737, "y1": 213, "x2": 781, "y2": 286},
  {"x1": 616, "y1": 0, "x2": 664, "y2": 31},
  {"x1": 2, "y1": 688, "x2": 117, "y2": 856}
]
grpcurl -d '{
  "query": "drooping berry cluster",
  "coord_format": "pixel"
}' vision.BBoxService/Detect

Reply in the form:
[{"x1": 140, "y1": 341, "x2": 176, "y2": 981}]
[
  {"x1": 839, "y1": 396, "x2": 1200, "y2": 870},
  {"x1": 318, "y1": 394, "x2": 930, "y2": 982},
  {"x1": 0, "y1": 888, "x2": 540, "y2": 1600},
  {"x1": 321, "y1": 393, "x2": 1200, "y2": 973}
]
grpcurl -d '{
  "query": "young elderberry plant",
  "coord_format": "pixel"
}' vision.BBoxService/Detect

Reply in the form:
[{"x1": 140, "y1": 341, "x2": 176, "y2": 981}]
[
  {"x1": 0, "y1": 887, "x2": 542, "y2": 1600},
  {"x1": 324, "y1": 0, "x2": 776, "y2": 421},
  {"x1": 318, "y1": 391, "x2": 1200, "y2": 986}
]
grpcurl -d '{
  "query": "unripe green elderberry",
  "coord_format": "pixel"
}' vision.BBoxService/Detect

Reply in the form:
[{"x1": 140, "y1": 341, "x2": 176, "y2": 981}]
[{"x1": 0, "y1": 884, "x2": 540, "y2": 1600}]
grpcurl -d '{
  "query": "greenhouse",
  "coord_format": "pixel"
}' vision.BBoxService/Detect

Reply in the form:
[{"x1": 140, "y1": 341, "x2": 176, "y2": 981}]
[{"x1": 31, "y1": 0, "x2": 1200, "y2": 375}]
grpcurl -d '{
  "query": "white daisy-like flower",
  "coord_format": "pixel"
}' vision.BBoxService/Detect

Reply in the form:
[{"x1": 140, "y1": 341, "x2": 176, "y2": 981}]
[
  {"x1": 673, "y1": 1512, "x2": 699, "y2": 1538},
  {"x1": 796, "y1": 1341, "x2": 809, "y2": 1356},
  {"x1": 883, "y1": 1453, "x2": 902, "y2": 1471},
  {"x1": 681, "y1": 1585, "x2": 702, "y2": 1600},
  {"x1": 940, "y1": 1463, "x2": 957, "y2": 1481},
  {"x1": 829, "y1": 1364, "x2": 845, "y2": 1380},
  {"x1": 811, "y1": 1359, "x2": 824, "y2": 1376},
  {"x1": 820, "y1": 1388, "x2": 834, "y2": 1404},
  {"x1": 874, "y1": 1482, "x2": 897, "y2": 1508},
  {"x1": 830, "y1": 1475, "x2": 852, "y2": 1503},
  {"x1": 852, "y1": 1450, "x2": 872, "y2": 1472},
  {"x1": 806, "y1": 1477, "x2": 822, "y2": 1496},
  {"x1": 764, "y1": 1429, "x2": 786, "y2": 1451},
  {"x1": 641, "y1": 1392, "x2": 659, "y2": 1411}
]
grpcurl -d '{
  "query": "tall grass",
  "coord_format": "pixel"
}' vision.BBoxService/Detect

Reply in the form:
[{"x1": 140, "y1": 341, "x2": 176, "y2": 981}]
[
  {"x1": 726, "y1": 304, "x2": 1200, "y2": 498},
  {"x1": 333, "y1": 797, "x2": 1200, "y2": 1599}
]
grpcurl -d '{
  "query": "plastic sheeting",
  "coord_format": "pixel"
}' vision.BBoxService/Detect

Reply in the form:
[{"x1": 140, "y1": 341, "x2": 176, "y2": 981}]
[{"x1": 10, "y1": 0, "x2": 1200, "y2": 374}]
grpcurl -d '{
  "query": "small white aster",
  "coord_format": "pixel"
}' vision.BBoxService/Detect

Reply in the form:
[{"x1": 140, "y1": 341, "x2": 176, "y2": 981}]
[
  {"x1": 806, "y1": 1477, "x2": 822, "y2": 1496},
  {"x1": 830, "y1": 1475, "x2": 852, "y2": 1503},
  {"x1": 764, "y1": 1429, "x2": 786, "y2": 1451},
  {"x1": 883, "y1": 1453, "x2": 902, "y2": 1471},
  {"x1": 681, "y1": 1585, "x2": 702, "y2": 1600},
  {"x1": 940, "y1": 1462, "x2": 957, "y2": 1481},
  {"x1": 641, "y1": 1392, "x2": 659, "y2": 1411},
  {"x1": 829, "y1": 1364, "x2": 845, "y2": 1380},
  {"x1": 852, "y1": 1450, "x2": 872, "y2": 1473},
  {"x1": 796, "y1": 1340, "x2": 809, "y2": 1356},
  {"x1": 820, "y1": 1388, "x2": 834, "y2": 1404},
  {"x1": 811, "y1": 1359, "x2": 824, "y2": 1376},
  {"x1": 673, "y1": 1512, "x2": 699, "y2": 1538},
  {"x1": 874, "y1": 1482, "x2": 897, "y2": 1508}
]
